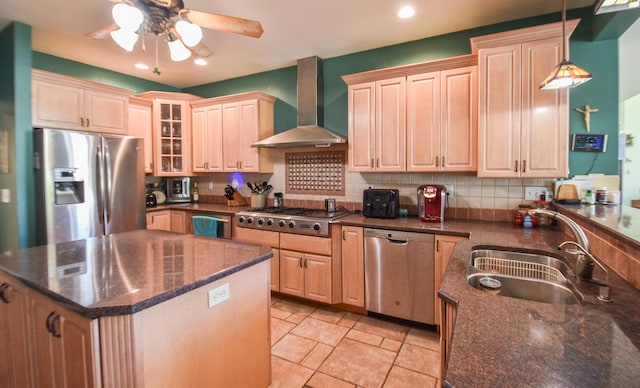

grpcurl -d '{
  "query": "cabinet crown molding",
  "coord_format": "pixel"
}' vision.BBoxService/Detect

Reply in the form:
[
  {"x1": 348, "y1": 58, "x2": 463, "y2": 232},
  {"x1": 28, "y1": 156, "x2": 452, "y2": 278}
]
[
  {"x1": 136, "y1": 90, "x2": 202, "y2": 101},
  {"x1": 190, "y1": 91, "x2": 277, "y2": 107},
  {"x1": 32, "y1": 69, "x2": 134, "y2": 96},
  {"x1": 341, "y1": 54, "x2": 477, "y2": 85},
  {"x1": 470, "y1": 19, "x2": 580, "y2": 52}
]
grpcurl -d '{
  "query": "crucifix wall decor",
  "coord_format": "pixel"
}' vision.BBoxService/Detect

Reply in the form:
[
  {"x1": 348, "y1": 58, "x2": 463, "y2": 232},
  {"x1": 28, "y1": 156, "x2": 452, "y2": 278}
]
[{"x1": 576, "y1": 104, "x2": 599, "y2": 133}]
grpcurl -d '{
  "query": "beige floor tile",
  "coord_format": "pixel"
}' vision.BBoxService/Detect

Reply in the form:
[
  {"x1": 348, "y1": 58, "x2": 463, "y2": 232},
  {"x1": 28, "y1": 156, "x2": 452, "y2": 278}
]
[
  {"x1": 272, "y1": 307, "x2": 293, "y2": 320},
  {"x1": 286, "y1": 313, "x2": 307, "y2": 324},
  {"x1": 273, "y1": 298, "x2": 316, "y2": 316},
  {"x1": 319, "y1": 338, "x2": 396, "y2": 388},
  {"x1": 383, "y1": 366, "x2": 437, "y2": 388},
  {"x1": 337, "y1": 312, "x2": 362, "y2": 328},
  {"x1": 353, "y1": 316, "x2": 409, "y2": 342},
  {"x1": 394, "y1": 343, "x2": 440, "y2": 378},
  {"x1": 310, "y1": 307, "x2": 346, "y2": 324},
  {"x1": 270, "y1": 356, "x2": 314, "y2": 388},
  {"x1": 292, "y1": 317, "x2": 349, "y2": 346},
  {"x1": 306, "y1": 372, "x2": 356, "y2": 388},
  {"x1": 380, "y1": 338, "x2": 402, "y2": 352},
  {"x1": 404, "y1": 328, "x2": 439, "y2": 351},
  {"x1": 345, "y1": 329, "x2": 383, "y2": 346},
  {"x1": 272, "y1": 334, "x2": 318, "y2": 363},
  {"x1": 272, "y1": 317, "x2": 296, "y2": 345},
  {"x1": 301, "y1": 343, "x2": 334, "y2": 370}
]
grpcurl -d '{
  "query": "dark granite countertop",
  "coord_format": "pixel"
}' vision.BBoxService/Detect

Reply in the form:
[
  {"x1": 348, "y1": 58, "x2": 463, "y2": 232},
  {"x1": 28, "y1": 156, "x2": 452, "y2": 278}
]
[
  {"x1": 335, "y1": 214, "x2": 640, "y2": 386},
  {"x1": 146, "y1": 203, "x2": 250, "y2": 214},
  {"x1": 0, "y1": 229, "x2": 272, "y2": 319}
]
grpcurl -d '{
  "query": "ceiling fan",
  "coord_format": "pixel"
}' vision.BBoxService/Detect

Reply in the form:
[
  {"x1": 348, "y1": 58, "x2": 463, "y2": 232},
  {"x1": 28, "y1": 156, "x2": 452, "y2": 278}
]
[{"x1": 87, "y1": 0, "x2": 263, "y2": 65}]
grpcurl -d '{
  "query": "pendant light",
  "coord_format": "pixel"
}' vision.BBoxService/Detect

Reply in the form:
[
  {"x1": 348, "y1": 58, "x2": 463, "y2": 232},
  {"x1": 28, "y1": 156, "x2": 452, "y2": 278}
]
[{"x1": 539, "y1": 0, "x2": 592, "y2": 90}]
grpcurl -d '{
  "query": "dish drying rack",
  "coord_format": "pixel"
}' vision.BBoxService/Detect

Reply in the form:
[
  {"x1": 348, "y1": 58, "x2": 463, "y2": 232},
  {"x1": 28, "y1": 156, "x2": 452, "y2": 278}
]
[{"x1": 473, "y1": 257, "x2": 567, "y2": 282}]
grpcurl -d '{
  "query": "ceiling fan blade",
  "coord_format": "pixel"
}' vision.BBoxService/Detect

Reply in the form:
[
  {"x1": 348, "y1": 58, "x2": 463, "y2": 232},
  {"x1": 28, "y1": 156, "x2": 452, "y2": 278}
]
[
  {"x1": 86, "y1": 22, "x2": 119, "y2": 40},
  {"x1": 185, "y1": 9, "x2": 263, "y2": 38}
]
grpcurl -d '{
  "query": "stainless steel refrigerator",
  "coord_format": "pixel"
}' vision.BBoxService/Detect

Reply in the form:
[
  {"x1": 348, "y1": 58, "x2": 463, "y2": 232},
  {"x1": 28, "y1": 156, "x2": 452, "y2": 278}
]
[{"x1": 33, "y1": 128, "x2": 146, "y2": 245}]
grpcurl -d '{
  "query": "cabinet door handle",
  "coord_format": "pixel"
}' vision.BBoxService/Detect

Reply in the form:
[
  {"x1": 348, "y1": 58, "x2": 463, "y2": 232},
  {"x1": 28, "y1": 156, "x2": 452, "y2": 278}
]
[
  {"x1": 299, "y1": 257, "x2": 303, "y2": 268},
  {"x1": 86, "y1": 118, "x2": 90, "y2": 127},
  {"x1": 436, "y1": 157, "x2": 439, "y2": 168},
  {"x1": 442, "y1": 156, "x2": 445, "y2": 167},
  {"x1": 46, "y1": 312, "x2": 55, "y2": 334},
  {"x1": 514, "y1": 160, "x2": 519, "y2": 172},
  {"x1": 376, "y1": 158, "x2": 380, "y2": 168},
  {"x1": 342, "y1": 230, "x2": 346, "y2": 240},
  {"x1": 370, "y1": 158, "x2": 374, "y2": 168},
  {"x1": 80, "y1": 117, "x2": 84, "y2": 127},
  {"x1": 436, "y1": 239, "x2": 440, "y2": 252},
  {"x1": 303, "y1": 258, "x2": 308, "y2": 269},
  {"x1": 522, "y1": 160, "x2": 526, "y2": 173},
  {"x1": 0, "y1": 283, "x2": 9, "y2": 304},
  {"x1": 50, "y1": 314, "x2": 61, "y2": 338}
]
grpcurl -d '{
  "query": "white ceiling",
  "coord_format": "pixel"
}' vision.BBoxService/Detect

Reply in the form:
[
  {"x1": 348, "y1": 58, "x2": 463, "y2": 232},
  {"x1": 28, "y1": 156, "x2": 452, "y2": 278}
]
[{"x1": 0, "y1": 0, "x2": 595, "y2": 88}]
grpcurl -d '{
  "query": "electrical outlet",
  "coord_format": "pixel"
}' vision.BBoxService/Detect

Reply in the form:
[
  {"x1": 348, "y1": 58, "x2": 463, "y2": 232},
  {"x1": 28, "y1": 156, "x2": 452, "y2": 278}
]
[
  {"x1": 208, "y1": 283, "x2": 230, "y2": 308},
  {"x1": 0, "y1": 189, "x2": 10, "y2": 203},
  {"x1": 208, "y1": 181, "x2": 213, "y2": 189},
  {"x1": 447, "y1": 185, "x2": 454, "y2": 198},
  {"x1": 524, "y1": 186, "x2": 548, "y2": 201}
]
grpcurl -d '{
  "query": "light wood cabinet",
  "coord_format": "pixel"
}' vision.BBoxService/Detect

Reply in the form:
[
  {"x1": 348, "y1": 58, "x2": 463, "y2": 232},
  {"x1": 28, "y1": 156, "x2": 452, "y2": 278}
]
[
  {"x1": 137, "y1": 91, "x2": 201, "y2": 177},
  {"x1": 146, "y1": 210, "x2": 185, "y2": 232},
  {"x1": 128, "y1": 96, "x2": 154, "y2": 173},
  {"x1": 191, "y1": 103, "x2": 223, "y2": 173},
  {"x1": 471, "y1": 21, "x2": 577, "y2": 178},
  {"x1": 434, "y1": 235, "x2": 466, "y2": 327},
  {"x1": 234, "y1": 227, "x2": 280, "y2": 291},
  {"x1": 32, "y1": 69, "x2": 131, "y2": 134},
  {"x1": 28, "y1": 288, "x2": 99, "y2": 388},
  {"x1": 346, "y1": 78, "x2": 406, "y2": 172},
  {"x1": 279, "y1": 233, "x2": 333, "y2": 303},
  {"x1": 0, "y1": 273, "x2": 32, "y2": 388},
  {"x1": 343, "y1": 55, "x2": 477, "y2": 173},
  {"x1": 341, "y1": 226, "x2": 365, "y2": 307},
  {"x1": 407, "y1": 66, "x2": 477, "y2": 172},
  {"x1": 190, "y1": 92, "x2": 275, "y2": 173}
]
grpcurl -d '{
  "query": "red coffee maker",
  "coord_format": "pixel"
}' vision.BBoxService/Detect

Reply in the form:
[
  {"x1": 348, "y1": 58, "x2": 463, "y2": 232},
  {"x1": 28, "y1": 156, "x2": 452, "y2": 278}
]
[{"x1": 418, "y1": 185, "x2": 447, "y2": 222}]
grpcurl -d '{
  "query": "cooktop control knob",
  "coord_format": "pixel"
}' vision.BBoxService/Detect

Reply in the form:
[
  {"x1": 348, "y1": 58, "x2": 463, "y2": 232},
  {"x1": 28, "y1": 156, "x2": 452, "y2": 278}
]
[
  {"x1": 266, "y1": 219, "x2": 274, "y2": 226},
  {"x1": 288, "y1": 221, "x2": 296, "y2": 229},
  {"x1": 257, "y1": 218, "x2": 265, "y2": 226},
  {"x1": 246, "y1": 217, "x2": 254, "y2": 225},
  {"x1": 313, "y1": 223, "x2": 321, "y2": 231},
  {"x1": 237, "y1": 216, "x2": 245, "y2": 224},
  {"x1": 278, "y1": 220, "x2": 286, "y2": 228}
]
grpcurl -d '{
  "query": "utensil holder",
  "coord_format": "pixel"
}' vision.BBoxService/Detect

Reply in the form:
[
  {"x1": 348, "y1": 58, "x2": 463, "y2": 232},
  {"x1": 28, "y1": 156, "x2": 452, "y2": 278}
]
[{"x1": 251, "y1": 193, "x2": 266, "y2": 208}]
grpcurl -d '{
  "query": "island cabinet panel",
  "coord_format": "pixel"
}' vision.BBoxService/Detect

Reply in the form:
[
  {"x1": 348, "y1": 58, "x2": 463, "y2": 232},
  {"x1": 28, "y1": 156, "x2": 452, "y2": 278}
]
[
  {"x1": 136, "y1": 260, "x2": 271, "y2": 388},
  {"x1": 341, "y1": 226, "x2": 365, "y2": 307},
  {"x1": 32, "y1": 69, "x2": 130, "y2": 135},
  {"x1": 27, "y1": 289, "x2": 100, "y2": 388},
  {"x1": 0, "y1": 273, "x2": 32, "y2": 388},
  {"x1": 472, "y1": 21, "x2": 574, "y2": 178},
  {"x1": 234, "y1": 227, "x2": 280, "y2": 291},
  {"x1": 434, "y1": 235, "x2": 466, "y2": 328}
]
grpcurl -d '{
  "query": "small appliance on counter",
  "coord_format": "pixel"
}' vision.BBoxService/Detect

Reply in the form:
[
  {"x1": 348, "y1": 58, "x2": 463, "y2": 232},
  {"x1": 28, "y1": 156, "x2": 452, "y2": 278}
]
[
  {"x1": 165, "y1": 177, "x2": 192, "y2": 203},
  {"x1": 418, "y1": 185, "x2": 447, "y2": 222},
  {"x1": 146, "y1": 193, "x2": 157, "y2": 208},
  {"x1": 363, "y1": 188, "x2": 400, "y2": 219}
]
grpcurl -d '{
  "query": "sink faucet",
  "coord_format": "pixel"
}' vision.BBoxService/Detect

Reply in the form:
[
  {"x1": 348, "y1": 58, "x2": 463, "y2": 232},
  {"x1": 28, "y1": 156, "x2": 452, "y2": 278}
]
[{"x1": 528, "y1": 209, "x2": 612, "y2": 302}]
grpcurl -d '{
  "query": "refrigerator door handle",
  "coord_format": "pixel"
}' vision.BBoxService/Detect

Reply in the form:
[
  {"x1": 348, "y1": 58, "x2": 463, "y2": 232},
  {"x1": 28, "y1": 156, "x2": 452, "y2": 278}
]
[
  {"x1": 103, "y1": 144, "x2": 113, "y2": 223},
  {"x1": 96, "y1": 144, "x2": 105, "y2": 227}
]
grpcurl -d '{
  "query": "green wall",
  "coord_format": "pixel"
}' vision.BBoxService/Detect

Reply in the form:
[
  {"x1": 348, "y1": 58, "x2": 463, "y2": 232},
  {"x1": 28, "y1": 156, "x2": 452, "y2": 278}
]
[{"x1": 0, "y1": 22, "x2": 34, "y2": 251}]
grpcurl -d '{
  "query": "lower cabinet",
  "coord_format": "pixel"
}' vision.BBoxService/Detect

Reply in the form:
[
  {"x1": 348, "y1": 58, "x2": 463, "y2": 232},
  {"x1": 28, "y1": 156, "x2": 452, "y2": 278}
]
[
  {"x1": 234, "y1": 227, "x2": 280, "y2": 291},
  {"x1": 341, "y1": 226, "x2": 365, "y2": 307},
  {"x1": 0, "y1": 273, "x2": 32, "y2": 388},
  {"x1": 440, "y1": 297, "x2": 458, "y2": 380},
  {"x1": 146, "y1": 210, "x2": 185, "y2": 232},
  {"x1": 28, "y1": 289, "x2": 99, "y2": 388}
]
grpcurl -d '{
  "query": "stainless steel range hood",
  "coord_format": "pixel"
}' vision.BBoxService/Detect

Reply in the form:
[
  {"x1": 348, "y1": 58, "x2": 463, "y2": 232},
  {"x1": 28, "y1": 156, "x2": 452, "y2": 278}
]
[{"x1": 251, "y1": 56, "x2": 347, "y2": 148}]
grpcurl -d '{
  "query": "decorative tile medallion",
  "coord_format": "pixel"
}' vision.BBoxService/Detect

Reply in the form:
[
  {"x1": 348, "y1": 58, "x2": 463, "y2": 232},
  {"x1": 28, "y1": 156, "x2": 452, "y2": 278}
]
[{"x1": 285, "y1": 150, "x2": 345, "y2": 195}]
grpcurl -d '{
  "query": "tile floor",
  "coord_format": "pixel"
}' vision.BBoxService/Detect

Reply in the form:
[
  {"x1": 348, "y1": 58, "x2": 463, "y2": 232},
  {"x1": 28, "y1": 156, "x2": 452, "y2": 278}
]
[{"x1": 269, "y1": 295, "x2": 442, "y2": 388}]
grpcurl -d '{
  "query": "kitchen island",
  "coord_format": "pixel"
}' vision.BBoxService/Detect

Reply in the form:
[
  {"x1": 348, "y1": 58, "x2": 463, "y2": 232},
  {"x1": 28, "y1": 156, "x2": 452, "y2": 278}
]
[{"x1": 0, "y1": 229, "x2": 273, "y2": 388}]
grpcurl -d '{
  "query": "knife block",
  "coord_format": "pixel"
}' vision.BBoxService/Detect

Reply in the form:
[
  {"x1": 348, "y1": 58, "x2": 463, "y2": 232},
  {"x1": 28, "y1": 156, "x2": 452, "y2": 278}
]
[{"x1": 227, "y1": 191, "x2": 247, "y2": 207}]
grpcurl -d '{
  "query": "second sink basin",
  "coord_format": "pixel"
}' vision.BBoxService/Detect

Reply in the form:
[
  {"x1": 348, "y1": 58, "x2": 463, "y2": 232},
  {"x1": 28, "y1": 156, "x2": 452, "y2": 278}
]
[{"x1": 468, "y1": 248, "x2": 583, "y2": 305}]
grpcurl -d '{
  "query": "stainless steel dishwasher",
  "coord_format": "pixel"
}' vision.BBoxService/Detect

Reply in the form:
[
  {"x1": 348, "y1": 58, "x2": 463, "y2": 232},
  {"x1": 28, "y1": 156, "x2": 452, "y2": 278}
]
[{"x1": 364, "y1": 228, "x2": 435, "y2": 325}]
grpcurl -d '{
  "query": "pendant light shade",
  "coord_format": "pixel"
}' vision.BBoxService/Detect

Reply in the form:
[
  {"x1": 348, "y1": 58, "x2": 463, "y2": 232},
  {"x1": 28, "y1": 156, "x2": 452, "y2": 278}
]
[
  {"x1": 168, "y1": 39, "x2": 192, "y2": 62},
  {"x1": 112, "y1": 3, "x2": 144, "y2": 32},
  {"x1": 175, "y1": 20, "x2": 203, "y2": 47},
  {"x1": 110, "y1": 28, "x2": 139, "y2": 52},
  {"x1": 539, "y1": 0, "x2": 592, "y2": 90}
]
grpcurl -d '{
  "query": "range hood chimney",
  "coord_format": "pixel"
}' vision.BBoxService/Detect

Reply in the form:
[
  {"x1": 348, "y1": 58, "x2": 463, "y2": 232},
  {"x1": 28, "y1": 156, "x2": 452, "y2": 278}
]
[{"x1": 251, "y1": 56, "x2": 347, "y2": 148}]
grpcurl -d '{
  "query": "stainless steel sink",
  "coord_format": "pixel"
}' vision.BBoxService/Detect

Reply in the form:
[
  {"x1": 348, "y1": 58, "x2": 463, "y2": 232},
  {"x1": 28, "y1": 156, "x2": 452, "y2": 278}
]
[{"x1": 467, "y1": 248, "x2": 583, "y2": 305}]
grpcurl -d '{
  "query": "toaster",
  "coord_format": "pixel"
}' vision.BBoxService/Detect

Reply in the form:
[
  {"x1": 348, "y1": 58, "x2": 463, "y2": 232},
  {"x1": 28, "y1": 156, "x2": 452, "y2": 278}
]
[{"x1": 363, "y1": 189, "x2": 400, "y2": 219}]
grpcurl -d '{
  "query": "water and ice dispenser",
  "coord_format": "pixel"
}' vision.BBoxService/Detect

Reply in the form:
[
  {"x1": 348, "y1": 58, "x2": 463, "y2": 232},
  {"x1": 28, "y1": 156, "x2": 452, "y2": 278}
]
[{"x1": 53, "y1": 168, "x2": 84, "y2": 205}]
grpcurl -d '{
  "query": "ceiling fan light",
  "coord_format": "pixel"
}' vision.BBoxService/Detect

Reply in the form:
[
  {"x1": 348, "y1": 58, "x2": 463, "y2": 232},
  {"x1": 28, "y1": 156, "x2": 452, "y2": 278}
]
[
  {"x1": 110, "y1": 28, "x2": 139, "y2": 52},
  {"x1": 539, "y1": 60, "x2": 593, "y2": 90},
  {"x1": 112, "y1": 3, "x2": 144, "y2": 31},
  {"x1": 175, "y1": 20, "x2": 203, "y2": 47},
  {"x1": 168, "y1": 39, "x2": 192, "y2": 62}
]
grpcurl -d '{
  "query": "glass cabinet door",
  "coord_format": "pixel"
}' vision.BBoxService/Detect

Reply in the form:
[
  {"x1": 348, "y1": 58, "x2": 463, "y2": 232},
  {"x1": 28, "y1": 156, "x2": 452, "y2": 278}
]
[{"x1": 159, "y1": 102, "x2": 185, "y2": 174}]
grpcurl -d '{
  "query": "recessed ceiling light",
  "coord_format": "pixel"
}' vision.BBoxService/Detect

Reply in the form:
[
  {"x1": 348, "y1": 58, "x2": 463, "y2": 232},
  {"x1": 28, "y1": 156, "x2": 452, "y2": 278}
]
[
  {"x1": 398, "y1": 6, "x2": 415, "y2": 19},
  {"x1": 135, "y1": 63, "x2": 149, "y2": 70},
  {"x1": 194, "y1": 58, "x2": 208, "y2": 66}
]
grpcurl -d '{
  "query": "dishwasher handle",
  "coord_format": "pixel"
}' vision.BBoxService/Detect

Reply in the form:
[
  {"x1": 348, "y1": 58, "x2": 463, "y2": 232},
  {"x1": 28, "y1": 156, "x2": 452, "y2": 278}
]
[{"x1": 386, "y1": 237, "x2": 408, "y2": 245}]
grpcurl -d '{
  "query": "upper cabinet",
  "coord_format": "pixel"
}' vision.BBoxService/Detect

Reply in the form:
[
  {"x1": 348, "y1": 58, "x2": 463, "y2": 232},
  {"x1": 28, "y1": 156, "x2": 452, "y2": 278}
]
[
  {"x1": 343, "y1": 55, "x2": 478, "y2": 173},
  {"x1": 471, "y1": 21, "x2": 578, "y2": 178},
  {"x1": 32, "y1": 70, "x2": 131, "y2": 135},
  {"x1": 191, "y1": 92, "x2": 276, "y2": 173},
  {"x1": 407, "y1": 66, "x2": 477, "y2": 172},
  {"x1": 128, "y1": 96, "x2": 153, "y2": 173},
  {"x1": 137, "y1": 91, "x2": 201, "y2": 177}
]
